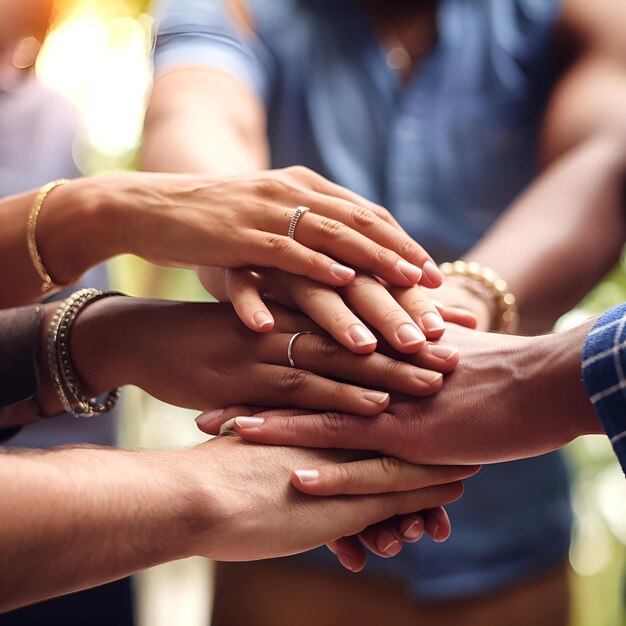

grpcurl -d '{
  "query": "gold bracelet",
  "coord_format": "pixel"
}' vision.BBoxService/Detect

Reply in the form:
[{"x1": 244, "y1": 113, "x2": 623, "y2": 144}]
[
  {"x1": 27, "y1": 179, "x2": 71, "y2": 293},
  {"x1": 439, "y1": 260, "x2": 519, "y2": 334}
]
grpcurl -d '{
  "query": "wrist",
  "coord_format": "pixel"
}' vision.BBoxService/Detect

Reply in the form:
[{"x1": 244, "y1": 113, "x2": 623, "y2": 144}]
[
  {"x1": 36, "y1": 177, "x2": 122, "y2": 285},
  {"x1": 515, "y1": 324, "x2": 602, "y2": 445}
]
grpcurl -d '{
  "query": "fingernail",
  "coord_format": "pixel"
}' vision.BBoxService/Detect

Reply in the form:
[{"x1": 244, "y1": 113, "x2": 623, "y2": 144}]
[
  {"x1": 421, "y1": 311, "x2": 445, "y2": 333},
  {"x1": 235, "y1": 416, "x2": 265, "y2": 429},
  {"x1": 195, "y1": 411, "x2": 219, "y2": 428},
  {"x1": 361, "y1": 390, "x2": 389, "y2": 404},
  {"x1": 427, "y1": 344, "x2": 458, "y2": 360},
  {"x1": 253, "y1": 311, "x2": 274, "y2": 329},
  {"x1": 414, "y1": 369, "x2": 443, "y2": 385},
  {"x1": 423, "y1": 260, "x2": 443, "y2": 283},
  {"x1": 397, "y1": 260, "x2": 423, "y2": 284},
  {"x1": 402, "y1": 518, "x2": 424, "y2": 542},
  {"x1": 337, "y1": 551, "x2": 354, "y2": 572},
  {"x1": 294, "y1": 468, "x2": 320, "y2": 483},
  {"x1": 331, "y1": 263, "x2": 356, "y2": 281},
  {"x1": 377, "y1": 531, "x2": 400, "y2": 555},
  {"x1": 219, "y1": 418, "x2": 237, "y2": 435},
  {"x1": 349, "y1": 324, "x2": 377, "y2": 347},
  {"x1": 397, "y1": 323, "x2": 425, "y2": 347},
  {"x1": 433, "y1": 524, "x2": 443, "y2": 542}
]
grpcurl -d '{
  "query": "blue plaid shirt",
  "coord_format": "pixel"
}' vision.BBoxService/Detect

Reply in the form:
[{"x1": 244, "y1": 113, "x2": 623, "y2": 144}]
[{"x1": 583, "y1": 304, "x2": 626, "y2": 474}]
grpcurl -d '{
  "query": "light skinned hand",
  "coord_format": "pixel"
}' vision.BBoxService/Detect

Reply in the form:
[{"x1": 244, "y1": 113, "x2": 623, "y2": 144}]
[
  {"x1": 51, "y1": 167, "x2": 442, "y2": 292},
  {"x1": 198, "y1": 266, "x2": 476, "y2": 351},
  {"x1": 186, "y1": 436, "x2": 470, "y2": 566}
]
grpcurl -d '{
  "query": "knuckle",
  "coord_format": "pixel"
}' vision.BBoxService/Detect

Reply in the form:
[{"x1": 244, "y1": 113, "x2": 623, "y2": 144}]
[
  {"x1": 310, "y1": 335, "x2": 341, "y2": 360},
  {"x1": 286, "y1": 164, "x2": 314, "y2": 179},
  {"x1": 374, "y1": 246, "x2": 394, "y2": 266},
  {"x1": 261, "y1": 234, "x2": 290, "y2": 255},
  {"x1": 350, "y1": 206, "x2": 377, "y2": 228},
  {"x1": 378, "y1": 456, "x2": 403, "y2": 479},
  {"x1": 275, "y1": 368, "x2": 312, "y2": 394},
  {"x1": 349, "y1": 272, "x2": 377, "y2": 290},
  {"x1": 316, "y1": 217, "x2": 345, "y2": 240},
  {"x1": 380, "y1": 305, "x2": 404, "y2": 325},
  {"x1": 399, "y1": 237, "x2": 421, "y2": 259},
  {"x1": 305, "y1": 284, "x2": 333, "y2": 300},
  {"x1": 321, "y1": 411, "x2": 347, "y2": 438}
]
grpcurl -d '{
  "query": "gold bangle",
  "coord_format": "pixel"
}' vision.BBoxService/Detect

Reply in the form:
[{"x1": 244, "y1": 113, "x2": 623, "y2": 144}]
[
  {"x1": 27, "y1": 179, "x2": 71, "y2": 293},
  {"x1": 439, "y1": 260, "x2": 519, "y2": 334}
]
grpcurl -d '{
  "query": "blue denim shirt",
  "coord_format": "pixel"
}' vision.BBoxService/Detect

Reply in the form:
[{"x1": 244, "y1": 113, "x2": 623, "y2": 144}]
[{"x1": 154, "y1": 0, "x2": 571, "y2": 600}]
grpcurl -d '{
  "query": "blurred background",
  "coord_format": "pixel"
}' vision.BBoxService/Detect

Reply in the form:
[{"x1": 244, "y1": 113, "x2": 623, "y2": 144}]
[{"x1": 3, "y1": 0, "x2": 626, "y2": 624}]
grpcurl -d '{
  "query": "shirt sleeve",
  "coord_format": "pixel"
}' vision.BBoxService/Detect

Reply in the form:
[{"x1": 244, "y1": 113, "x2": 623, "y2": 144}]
[
  {"x1": 582, "y1": 303, "x2": 626, "y2": 474},
  {"x1": 153, "y1": 0, "x2": 275, "y2": 105}
]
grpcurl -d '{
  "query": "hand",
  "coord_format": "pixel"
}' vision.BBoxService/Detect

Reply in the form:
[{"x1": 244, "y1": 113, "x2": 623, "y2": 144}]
[
  {"x1": 199, "y1": 322, "x2": 603, "y2": 465},
  {"x1": 42, "y1": 168, "x2": 443, "y2": 291},
  {"x1": 199, "y1": 266, "x2": 476, "y2": 349},
  {"x1": 39, "y1": 298, "x2": 459, "y2": 418},
  {"x1": 182, "y1": 436, "x2": 474, "y2": 568}
]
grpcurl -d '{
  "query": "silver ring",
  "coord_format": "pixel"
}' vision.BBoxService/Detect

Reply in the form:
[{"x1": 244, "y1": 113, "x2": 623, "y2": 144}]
[
  {"x1": 287, "y1": 331, "x2": 311, "y2": 368},
  {"x1": 287, "y1": 206, "x2": 310, "y2": 240}
]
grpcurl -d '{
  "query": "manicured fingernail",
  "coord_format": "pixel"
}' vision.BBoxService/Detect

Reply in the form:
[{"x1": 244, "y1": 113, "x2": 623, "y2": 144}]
[
  {"x1": 397, "y1": 323, "x2": 425, "y2": 347},
  {"x1": 414, "y1": 370, "x2": 443, "y2": 385},
  {"x1": 423, "y1": 260, "x2": 443, "y2": 283},
  {"x1": 402, "y1": 518, "x2": 424, "y2": 542},
  {"x1": 377, "y1": 531, "x2": 400, "y2": 555},
  {"x1": 331, "y1": 263, "x2": 356, "y2": 281},
  {"x1": 427, "y1": 344, "x2": 459, "y2": 360},
  {"x1": 235, "y1": 416, "x2": 265, "y2": 429},
  {"x1": 349, "y1": 324, "x2": 377, "y2": 347},
  {"x1": 362, "y1": 390, "x2": 389, "y2": 404},
  {"x1": 433, "y1": 524, "x2": 443, "y2": 542},
  {"x1": 195, "y1": 412, "x2": 218, "y2": 428},
  {"x1": 337, "y1": 551, "x2": 354, "y2": 572},
  {"x1": 253, "y1": 311, "x2": 273, "y2": 329},
  {"x1": 219, "y1": 418, "x2": 236, "y2": 435},
  {"x1": 294, "y1": 469, "x2": 320, "y2": 483},
  {"x1": 422, "y1": 311, "x2": 445, "y2": 333},
  {"x1": 397, "y1": 260, "x2": 423, "y2": 284}
]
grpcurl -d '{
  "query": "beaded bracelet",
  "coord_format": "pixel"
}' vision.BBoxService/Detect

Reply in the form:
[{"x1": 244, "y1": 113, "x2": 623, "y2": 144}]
[
  {"x1": 26, "y1": 179, "x2": 70, "y2": 293},
  {"x1": 47, "y1": 288, "x2": 124, "y2": 418},
  {"x1": 439, "y1": 260, "x2": 519, "y2": 334}
]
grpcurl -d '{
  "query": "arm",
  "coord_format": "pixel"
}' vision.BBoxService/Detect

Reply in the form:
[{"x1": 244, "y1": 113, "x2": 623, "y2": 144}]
[
  {"x1": 217, "y1": 319, "x2": 604, "y2": 466},
  {"x1": 0, "y1": 435, "x2": 469, "y2": 612},
  {"x1": 142, "y1": 68, "x2": 269, "y2": 174},
  {"x1": 436, "y1": 4, "x2": 626, "y2": 334}
]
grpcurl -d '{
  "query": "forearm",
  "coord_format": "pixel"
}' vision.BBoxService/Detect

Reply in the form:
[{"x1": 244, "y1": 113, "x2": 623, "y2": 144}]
[
  {"x1": 141, "y1": 69, "x2": 269, "y2": 175},
  {"x1": 462, "y1": 135, "x2": 626, "y2": 334},
  {"x1": 0, "y1": 446, "x2": 200, "y2": 612}
]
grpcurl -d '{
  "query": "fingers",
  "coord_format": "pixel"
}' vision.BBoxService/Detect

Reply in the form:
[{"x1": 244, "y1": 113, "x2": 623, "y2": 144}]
[
  {"x1": 341, "y1": 274, "x2": 429, "y2": 353},
  {"x1": 433, "y1": 302, "x2": 478, "y2": 329},
  {"x1": 291, "y1": 458, "x2": 480, "y2": 496},
  {"x1": 233, "y1": 411, "x2": 395, "y2": 452},
  {"x1": 358, "y1": 520, "x2": 405, "y2": 558},
  {"x1": 326, "y1": 537, "x2": 367, "y2": 573},
  {"x1": 195, "y1": 406, "x2": 268, "y2": 434},
  {"x1": 301, "y1": 191, "x2": 443, "y2": 288},
  {"x1": 424, "y1": 506, "x2": 452, "y2": 543},
  {"x1": 225, "y1": 269, "x2": 275, "y2": 332},
  {"x1": 260, "y1": 333, "x2": 445, "y2": 396},
  {"x1": 246, "y1": 364, "x2": 391, "y2": 416},
  {"x1": 273, "y1": 274, "x2": 379, "y2": 354},
  {"x1": 245, "y1": 231, "x2": 357, "y2": 287},
  {"x1": 291, "y1": 211, "x2": 426, "y2": 288},
  {"x1": 388, "y1": 284, "x2": 448, "y2": 340}
]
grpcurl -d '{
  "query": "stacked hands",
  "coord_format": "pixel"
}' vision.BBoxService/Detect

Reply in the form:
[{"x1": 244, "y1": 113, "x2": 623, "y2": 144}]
[{"x1": 30, "y1": 166, "x2": 486, "y2": 571}]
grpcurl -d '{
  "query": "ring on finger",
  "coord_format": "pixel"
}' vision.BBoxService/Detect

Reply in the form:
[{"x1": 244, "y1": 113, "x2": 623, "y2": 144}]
[
  {"x1": 287, "y1": 331, "x2": 311, "y2": 367},
  {"x1": 287, "y1": 206, "x2": 310, "y2": 240}
]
